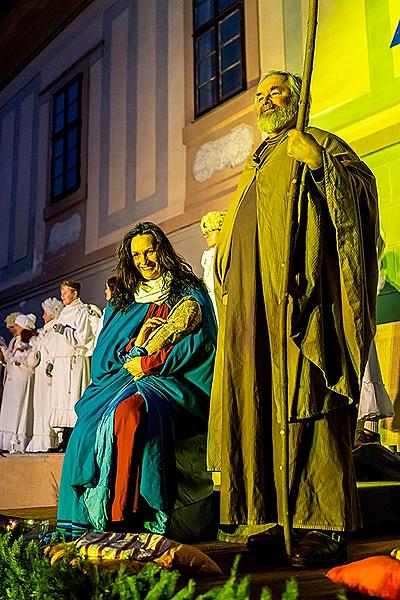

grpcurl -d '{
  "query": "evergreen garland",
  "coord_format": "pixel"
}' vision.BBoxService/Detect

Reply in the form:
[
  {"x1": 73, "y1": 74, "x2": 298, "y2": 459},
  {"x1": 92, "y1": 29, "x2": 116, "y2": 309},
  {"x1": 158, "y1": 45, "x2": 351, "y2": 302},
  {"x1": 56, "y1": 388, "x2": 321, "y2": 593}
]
[{"x1": 0, "y1": 534, "x2": 348, "y2": 599}]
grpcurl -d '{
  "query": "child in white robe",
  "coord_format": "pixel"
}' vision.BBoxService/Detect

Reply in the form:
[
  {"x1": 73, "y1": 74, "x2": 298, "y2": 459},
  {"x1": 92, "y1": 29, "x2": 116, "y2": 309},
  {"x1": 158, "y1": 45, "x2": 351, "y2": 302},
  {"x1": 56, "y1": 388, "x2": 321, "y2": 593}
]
[
  {"x1": 26, "y1": 298, "x2": 64, "y2": 452},
  {"x1": 0, "y1": 313, "x2": 37, "y2": 452}
]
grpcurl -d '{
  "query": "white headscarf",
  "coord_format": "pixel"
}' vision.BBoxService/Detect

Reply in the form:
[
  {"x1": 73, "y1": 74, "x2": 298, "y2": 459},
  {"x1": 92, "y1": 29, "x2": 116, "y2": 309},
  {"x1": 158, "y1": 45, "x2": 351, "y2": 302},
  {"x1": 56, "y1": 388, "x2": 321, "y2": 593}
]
[
  {"x1": 134, "y1": 273, "x2": 172, "y2": 305},
  {"x1": 14, "y1": 313, "x2": 37, "y2": 331},
  {"x1": 41, "y1": 297, "x2": 64, "y2": 319}
]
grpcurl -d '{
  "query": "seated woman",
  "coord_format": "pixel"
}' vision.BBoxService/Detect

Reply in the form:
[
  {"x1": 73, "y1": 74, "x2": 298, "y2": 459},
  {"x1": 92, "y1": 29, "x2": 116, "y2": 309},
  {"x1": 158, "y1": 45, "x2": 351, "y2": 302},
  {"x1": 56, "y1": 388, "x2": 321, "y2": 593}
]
[{"x1": 57, "y1": 222, "x2": 217, "y2": 540}]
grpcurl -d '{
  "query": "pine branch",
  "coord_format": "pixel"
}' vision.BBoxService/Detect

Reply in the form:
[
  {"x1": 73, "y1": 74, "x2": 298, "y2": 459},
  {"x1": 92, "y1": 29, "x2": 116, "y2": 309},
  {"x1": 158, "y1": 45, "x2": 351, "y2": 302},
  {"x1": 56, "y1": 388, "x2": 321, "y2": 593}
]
[{"x1": 0, "y1": 534, "x2": 308, "y2": 600}]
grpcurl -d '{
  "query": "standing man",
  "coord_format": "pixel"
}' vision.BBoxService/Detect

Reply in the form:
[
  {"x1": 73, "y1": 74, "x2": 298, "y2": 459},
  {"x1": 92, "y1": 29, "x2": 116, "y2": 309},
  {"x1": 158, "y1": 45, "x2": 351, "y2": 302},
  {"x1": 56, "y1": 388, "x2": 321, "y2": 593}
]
[
  {"x1": 47, "y1": 280, "x2": 96, "y2": 452},
  {"x1": 208, "y1": 70, "x2": 379, "y2": 567}
]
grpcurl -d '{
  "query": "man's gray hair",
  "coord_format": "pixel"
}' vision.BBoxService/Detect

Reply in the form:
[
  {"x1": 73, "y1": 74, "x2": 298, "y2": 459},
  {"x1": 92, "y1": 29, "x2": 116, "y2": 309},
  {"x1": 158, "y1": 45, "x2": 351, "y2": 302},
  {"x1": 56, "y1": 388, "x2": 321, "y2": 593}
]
[{"x1": 259, "y1": 70, "x2": 303, "y2": 102}]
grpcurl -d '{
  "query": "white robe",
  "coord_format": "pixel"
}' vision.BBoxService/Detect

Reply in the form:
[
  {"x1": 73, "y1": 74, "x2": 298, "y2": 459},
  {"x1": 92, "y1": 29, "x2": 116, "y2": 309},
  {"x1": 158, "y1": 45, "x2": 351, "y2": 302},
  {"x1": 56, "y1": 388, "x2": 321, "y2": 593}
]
[
  {"x1": 357, "y1": 270, "x2": 393, "y2": 421},
  {"x1": 48, "y1": 299, "x2": 95, "y2": 428},
  {"x1": 25, "y1": 321, "x2": 58, "y2": 452},
  {"x1": 201, "y1": 246, "x2": 218, "y2": 321},
  {"x1": 0, "y1": 336, "x2": 35, "y2": 452},
  {"x1": 93, "y1": 306, "x2": 109, "y2": 349},
  {"x1": 357, "y1": 340, "x2": 394, "y2": 420},
  {"x1": 1, "y1": 337, "x2": 17, "y2": 382},
  {"x1": 84, "y1": 304, "x2": 102, "y2": 354}
]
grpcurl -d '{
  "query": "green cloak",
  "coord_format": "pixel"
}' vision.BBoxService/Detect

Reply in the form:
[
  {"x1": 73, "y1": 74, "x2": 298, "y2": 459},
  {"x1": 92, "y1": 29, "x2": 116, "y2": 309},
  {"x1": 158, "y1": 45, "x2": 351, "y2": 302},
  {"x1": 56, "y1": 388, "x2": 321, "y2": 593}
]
[{"x1": 208, "y1": 127, "x2": 379, "y2": 530}]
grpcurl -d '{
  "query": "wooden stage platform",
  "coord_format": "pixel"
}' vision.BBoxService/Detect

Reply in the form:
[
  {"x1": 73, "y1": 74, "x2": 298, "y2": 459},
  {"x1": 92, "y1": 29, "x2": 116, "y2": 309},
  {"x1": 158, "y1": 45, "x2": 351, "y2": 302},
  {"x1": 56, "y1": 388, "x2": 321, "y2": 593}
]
[
  {"x1": 0, "y1": 452, "x2": 63, "y2": 510},
  {"x1": 1, "y1": 451, "x2": 400, "y2": 525},
  {"x1": 1, "y1": 452, "x2": 400, "y2": 599}
]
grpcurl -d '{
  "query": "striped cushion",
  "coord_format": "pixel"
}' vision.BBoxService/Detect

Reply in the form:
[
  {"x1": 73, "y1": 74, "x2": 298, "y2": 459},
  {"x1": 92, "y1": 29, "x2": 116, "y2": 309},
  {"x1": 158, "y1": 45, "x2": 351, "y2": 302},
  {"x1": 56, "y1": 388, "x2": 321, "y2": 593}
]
[{"x1": 74, "y1": 531, "x2": 174, "y2": 561}]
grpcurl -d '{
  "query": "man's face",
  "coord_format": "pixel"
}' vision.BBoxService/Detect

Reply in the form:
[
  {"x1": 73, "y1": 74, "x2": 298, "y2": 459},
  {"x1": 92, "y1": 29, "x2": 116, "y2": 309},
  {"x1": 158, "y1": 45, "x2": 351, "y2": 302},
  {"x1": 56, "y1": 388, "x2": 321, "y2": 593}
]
[
  {"x1": 60, "y1": 286, "x2": 78, "y2": 306},
  {"x1": 131, "y1": 234, "x2": 161, "y2": 281},
  {"x1": 43, "y1": 311, "x2": 54, "y2": 324},
  {"x1": 254, "y1": 74, "x2": 297, "y2": 134}
]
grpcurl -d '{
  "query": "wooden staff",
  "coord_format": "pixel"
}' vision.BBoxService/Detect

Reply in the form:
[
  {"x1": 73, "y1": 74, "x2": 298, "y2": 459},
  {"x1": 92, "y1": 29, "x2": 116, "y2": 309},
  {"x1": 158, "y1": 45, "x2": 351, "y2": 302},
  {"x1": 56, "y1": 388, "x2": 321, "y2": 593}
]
[{"x1": 280, "y1": 0, "x2": 319, "y2": 558}]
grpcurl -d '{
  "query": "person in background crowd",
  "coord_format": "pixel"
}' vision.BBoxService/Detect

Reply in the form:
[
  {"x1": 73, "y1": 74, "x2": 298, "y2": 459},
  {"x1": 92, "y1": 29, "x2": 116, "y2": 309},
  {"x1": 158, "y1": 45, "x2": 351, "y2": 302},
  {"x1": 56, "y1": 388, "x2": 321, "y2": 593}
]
[
  {"x1": 354, "y1": 249, "x2": 393, "y2": 448},
  {"x1": 200, "y1": 211, "x2": 227, "y2": 321},
  {"x1": 0, "y1": 312, "x2": 22, "y2": 407},
  {"x1": 94, "y1": 277, "x2": 117, "y2": 343},
  {"x1": 105, "y1": 276, "x2": 117, "y2": 302},
  {"x1": 47, "y1": 280, "x2": 97, "y2": 453},
  {"x1": 353, "y1": 340, "x2": 394, "y2": 449},
  {"x1": 26, "y1": 298, "x2": 64, "y2": 452},
  {"x1": 0, "y1": 313, "x2": 37, "y2": 452}
]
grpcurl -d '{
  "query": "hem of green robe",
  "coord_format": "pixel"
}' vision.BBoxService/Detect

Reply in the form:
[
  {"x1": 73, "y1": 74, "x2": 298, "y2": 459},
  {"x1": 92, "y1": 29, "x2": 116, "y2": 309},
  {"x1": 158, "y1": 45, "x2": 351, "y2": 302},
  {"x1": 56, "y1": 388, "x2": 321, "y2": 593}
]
[{"x1": 219, "y1": 520, "x2": 359, "y2": 532}]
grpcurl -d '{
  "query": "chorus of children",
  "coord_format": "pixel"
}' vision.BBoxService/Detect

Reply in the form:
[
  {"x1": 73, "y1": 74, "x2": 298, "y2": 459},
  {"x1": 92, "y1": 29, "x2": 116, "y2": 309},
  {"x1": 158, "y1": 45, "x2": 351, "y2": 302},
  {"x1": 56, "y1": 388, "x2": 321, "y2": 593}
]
[{"x1": 0, "y1": 278, "x2": 115, "y2": 453}]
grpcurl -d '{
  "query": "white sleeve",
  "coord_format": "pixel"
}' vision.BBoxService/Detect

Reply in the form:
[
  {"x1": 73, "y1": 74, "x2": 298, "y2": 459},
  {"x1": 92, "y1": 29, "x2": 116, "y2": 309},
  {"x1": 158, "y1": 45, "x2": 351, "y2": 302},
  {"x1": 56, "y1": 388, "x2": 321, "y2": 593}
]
[
  {"x1": 43, "y1": 329, "x2": 55, "y2": 364},
  {"x1": 14, "y1": 342, "x2": 35, "y2": 370},
  {"x1": 3, "y1": 340, "x2": 18, "y2": 363},
  {"x1": 25, "y1": 337, "x2": 41, "y2": 369},
  {"x1": 2, "y1": 346, "x2": 13, "y2": 363},
  {"x1": 63, "y1": 308, "x2": 95, "y2": 353}
]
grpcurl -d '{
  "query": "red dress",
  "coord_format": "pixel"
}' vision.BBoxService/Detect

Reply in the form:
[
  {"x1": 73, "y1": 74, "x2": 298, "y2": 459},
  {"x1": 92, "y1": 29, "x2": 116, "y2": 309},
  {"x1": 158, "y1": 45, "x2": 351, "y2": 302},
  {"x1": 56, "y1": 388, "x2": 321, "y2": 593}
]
[{"x1": 111, "y1": 303, "x2": 174, "y2": 521}]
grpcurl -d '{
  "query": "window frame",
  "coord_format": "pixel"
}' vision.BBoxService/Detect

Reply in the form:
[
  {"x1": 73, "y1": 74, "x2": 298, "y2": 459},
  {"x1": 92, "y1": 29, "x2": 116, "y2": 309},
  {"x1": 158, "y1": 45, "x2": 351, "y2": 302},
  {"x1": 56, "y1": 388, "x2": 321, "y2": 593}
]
[
  {"x1": 193, "y1": 0, "x2": 246, "y2": 118},
  {"x1": 39, "y1": 51, "x2": 93, "y2": 222},
  {"x1": 50, "y1": 74, "x2": 83, "y2": 203}
]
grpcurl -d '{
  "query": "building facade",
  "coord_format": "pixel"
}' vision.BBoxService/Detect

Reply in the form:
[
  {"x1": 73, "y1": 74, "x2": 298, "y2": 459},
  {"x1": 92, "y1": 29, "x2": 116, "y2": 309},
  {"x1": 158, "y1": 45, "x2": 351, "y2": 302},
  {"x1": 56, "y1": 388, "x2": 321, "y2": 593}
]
[{"x1": 0, "y1": 1, "x2": 399, "y2": 418}]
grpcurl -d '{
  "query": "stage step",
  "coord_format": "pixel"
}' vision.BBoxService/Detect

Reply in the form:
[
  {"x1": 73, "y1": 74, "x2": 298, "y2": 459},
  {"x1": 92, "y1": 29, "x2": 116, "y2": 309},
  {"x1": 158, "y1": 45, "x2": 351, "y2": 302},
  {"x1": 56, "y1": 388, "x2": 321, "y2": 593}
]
[
  {"x1": 357, "y1": 481, "x2": 400, "y2": 528},
  {"x1": 1, "y1": 453, "x2": 399, "y2": 531}
]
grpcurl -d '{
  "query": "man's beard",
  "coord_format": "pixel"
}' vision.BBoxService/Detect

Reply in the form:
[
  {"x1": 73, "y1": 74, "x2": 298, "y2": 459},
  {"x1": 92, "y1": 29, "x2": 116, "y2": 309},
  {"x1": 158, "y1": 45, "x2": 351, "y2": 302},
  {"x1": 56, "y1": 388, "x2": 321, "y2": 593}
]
[{"x1": 257, "y1": 97, "x2": 298, "y2": 133}]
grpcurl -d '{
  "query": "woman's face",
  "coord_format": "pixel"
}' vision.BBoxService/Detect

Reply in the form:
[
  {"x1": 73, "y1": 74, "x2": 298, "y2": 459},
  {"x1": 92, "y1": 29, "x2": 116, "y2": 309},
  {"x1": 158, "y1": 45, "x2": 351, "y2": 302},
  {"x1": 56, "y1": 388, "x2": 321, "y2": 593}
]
[
  {"x1": 104, "y1": 285, "x2": 112, "y2": 301},
  {"x1": 130, "y1": 234, "x2": 161, "y2": 281},
  {"x1": 13, "y1": 324, "x2": 24, "y2": 336},
  {"x1": 43, "y1": 312, "x2": 54, "y2": 324}
]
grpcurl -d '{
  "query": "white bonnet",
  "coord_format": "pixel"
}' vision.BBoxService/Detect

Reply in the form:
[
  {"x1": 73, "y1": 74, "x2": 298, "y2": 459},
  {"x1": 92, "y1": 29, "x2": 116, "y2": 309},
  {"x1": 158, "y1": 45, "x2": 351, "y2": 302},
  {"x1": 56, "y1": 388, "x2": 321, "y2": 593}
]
[{"x1": 14, "y1": 313, "x2": 37, "y2": 331}]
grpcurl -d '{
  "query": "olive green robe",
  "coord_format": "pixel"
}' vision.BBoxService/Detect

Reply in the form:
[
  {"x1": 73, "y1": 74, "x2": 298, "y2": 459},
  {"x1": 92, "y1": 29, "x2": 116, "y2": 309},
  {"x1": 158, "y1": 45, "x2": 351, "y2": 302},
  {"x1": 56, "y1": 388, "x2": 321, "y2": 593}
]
[{"x1": 208, "y1": 127, "x2": 379, "y2": 531}]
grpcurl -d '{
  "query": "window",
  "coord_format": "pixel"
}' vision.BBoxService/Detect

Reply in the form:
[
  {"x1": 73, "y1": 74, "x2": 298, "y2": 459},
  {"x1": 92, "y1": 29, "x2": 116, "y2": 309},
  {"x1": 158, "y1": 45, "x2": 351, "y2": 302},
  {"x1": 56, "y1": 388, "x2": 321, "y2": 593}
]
[
  {"x1": 50, "y1": 75, "x2": 82, "y2": 201},
  {"x1": 193, "y1": 0, "x2": 246, "y2": 117}
]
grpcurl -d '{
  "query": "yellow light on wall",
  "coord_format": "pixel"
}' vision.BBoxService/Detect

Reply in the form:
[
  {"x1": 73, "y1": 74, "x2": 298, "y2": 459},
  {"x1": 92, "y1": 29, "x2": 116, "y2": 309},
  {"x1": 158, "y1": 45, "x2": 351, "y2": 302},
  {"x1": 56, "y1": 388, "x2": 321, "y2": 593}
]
[{"x1": 311, "y1": 0, "x2": 370, "y2": 118}]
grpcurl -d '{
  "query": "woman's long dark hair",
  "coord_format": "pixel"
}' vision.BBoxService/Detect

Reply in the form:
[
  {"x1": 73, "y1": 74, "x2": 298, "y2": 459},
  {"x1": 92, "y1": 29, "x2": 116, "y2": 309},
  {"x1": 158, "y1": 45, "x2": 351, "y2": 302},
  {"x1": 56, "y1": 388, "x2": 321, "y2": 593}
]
[
  {"x1": 20, "y1": 329, "x2": 38, "y2": 343},
  {"x1": 106, "y1": 276, "x2": 117, "y2": 296},
  {"x1": 111, "y1": 222, "x2": 206, "y2": 311}
]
